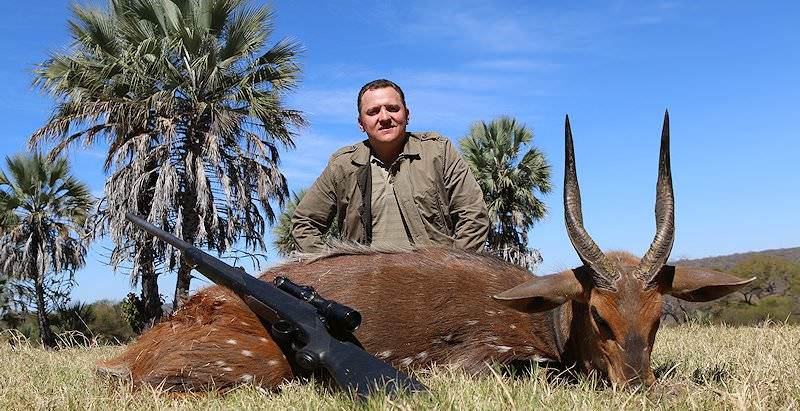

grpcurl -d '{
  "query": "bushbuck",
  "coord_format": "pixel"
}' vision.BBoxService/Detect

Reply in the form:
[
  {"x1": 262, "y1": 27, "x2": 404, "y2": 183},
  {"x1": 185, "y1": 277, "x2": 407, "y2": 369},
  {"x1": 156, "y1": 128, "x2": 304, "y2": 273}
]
[{"x1": 98, "y1": 112, "x2": 753, "y2": 390}]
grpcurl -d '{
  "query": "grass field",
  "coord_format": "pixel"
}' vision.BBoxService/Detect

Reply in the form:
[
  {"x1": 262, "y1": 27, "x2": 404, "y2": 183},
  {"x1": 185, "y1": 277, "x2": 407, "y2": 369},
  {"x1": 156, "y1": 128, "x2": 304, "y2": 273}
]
[{"x1": 1, "y1": 323, "x2": 798, "y2": 410}]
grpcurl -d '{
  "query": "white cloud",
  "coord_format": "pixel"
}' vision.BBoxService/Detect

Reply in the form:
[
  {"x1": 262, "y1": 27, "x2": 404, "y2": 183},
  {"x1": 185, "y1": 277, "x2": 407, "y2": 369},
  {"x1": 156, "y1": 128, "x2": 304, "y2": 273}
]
[
  {"x1": 392, "y1": 1, "x2": 681, "y2": 55},
  {"x1": 464, "y1": 59, "x2": 561, "y2": 72},
  {"x1": 289, "y1": 89, "x2": 355, "y2": 125},
  {"x1": 281, "y1": 130, "x2": 357, "y2": 188}
]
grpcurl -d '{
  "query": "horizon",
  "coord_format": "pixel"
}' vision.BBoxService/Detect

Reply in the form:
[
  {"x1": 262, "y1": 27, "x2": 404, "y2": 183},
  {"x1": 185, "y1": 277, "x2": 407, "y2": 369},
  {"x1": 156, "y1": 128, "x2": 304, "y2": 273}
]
[{"x1": 0, "y1": 1, "x2": 798, "y2": 303}]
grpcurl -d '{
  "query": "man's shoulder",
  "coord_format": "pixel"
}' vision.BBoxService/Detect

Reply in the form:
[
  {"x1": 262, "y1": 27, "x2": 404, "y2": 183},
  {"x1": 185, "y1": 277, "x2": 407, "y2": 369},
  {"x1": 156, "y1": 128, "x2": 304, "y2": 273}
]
[{"x1": 329, "y1": 140, "x2": 369, "y2": 161}]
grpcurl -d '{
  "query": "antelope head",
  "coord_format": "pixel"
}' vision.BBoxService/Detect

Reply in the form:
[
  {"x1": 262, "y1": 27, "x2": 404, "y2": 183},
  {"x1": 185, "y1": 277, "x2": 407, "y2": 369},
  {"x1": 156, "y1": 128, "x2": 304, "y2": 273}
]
[{"x1": 495, "y1": 112, "x2": 754, "y2": 387}]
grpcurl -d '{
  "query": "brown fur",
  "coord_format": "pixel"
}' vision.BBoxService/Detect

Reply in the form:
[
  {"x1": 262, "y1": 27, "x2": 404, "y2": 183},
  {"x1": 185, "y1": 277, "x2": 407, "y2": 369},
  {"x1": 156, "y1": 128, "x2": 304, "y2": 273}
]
[
  {"x1": 97, "y1": 247, "x2": 559, "y2": 391},
  {"x1": 97, "y1": 246, "x2": 750, "y2": 391},
  {"x1": 97, "y1": 285, "x2": 293, "y2": 390}
]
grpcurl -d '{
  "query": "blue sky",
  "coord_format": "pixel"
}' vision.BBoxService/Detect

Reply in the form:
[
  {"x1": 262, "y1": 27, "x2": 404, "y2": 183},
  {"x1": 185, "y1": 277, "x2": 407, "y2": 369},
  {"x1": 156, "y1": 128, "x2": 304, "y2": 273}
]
[{"x1": 0, "y1": 1, "x2": 798, "y2": 303}]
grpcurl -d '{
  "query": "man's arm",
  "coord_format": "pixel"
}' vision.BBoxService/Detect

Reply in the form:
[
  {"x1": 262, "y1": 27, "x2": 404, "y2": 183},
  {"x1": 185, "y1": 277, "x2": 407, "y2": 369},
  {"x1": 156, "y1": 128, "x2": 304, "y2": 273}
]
[
  {"x1": 291, "y1": 160, "x2": 338, "y2": 253},
  {"x1": 441, "y1": 138, "x2": 490, "y2": 252}
]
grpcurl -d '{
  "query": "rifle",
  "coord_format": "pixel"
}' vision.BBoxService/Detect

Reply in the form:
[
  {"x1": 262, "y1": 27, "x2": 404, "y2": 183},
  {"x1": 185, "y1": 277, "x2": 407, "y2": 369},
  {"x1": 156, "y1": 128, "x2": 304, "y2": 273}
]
[{"x1": 125, "y1": 213, "x2": 427, "y2": 400}]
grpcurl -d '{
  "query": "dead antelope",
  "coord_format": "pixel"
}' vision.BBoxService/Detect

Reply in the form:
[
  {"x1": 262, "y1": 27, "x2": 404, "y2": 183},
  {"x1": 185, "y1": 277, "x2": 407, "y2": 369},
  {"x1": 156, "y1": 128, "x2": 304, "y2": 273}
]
[{"x1": 98, "y1": 112, "x2": 753, "y2": 390}]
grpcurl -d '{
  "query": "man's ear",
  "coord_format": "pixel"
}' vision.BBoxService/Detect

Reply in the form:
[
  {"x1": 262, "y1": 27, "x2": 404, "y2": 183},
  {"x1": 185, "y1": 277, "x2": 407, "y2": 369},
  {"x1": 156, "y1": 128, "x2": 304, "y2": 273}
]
[
  {"x1": 652, "y1": 265, "x2": 756, "y2": 302},
  {"x1": 357, "y1": 117, "x2": 365, "y2": 132},
  {"x1": 494, "y1": 268, "x2": 586, "y2": 312}
]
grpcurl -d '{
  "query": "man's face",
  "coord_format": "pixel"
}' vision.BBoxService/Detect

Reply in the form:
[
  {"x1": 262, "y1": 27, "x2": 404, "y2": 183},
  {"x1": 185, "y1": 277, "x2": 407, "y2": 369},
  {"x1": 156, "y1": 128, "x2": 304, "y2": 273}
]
[{"x1": 358, "y1": 87, "x2": 410, "y2": 148}]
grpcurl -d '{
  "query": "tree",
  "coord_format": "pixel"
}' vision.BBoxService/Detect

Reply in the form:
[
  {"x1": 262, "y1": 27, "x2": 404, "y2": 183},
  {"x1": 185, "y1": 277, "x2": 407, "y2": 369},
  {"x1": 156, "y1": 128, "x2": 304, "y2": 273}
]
[
  {"x1": 729, "y1": 255, "x2": 800, "y2": 304},
  {"x1": 31, "y1": 0, "x2": 305, "y2": 309},
  {"x1": 272, "y1": 189, "x2": 339, "y2": 257},
  {"x1": 0, "y1": 153, "x2": 93, "y2": 348},
  {"x1": 459, "y1": 116, "x2": 551, "y2": 270}
]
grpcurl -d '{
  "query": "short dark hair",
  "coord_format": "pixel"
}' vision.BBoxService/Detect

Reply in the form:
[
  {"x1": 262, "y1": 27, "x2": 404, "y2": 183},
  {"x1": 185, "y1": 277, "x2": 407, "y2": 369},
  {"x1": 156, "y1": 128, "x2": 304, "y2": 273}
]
[{"x1": 357, "y1": 79, "x2": 407, "y2": 113}]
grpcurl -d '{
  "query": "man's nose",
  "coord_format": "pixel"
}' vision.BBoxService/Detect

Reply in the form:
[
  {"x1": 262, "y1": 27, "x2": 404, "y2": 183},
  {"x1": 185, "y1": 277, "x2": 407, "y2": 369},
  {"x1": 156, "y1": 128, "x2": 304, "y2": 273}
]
[{"x1": 378, "y1": 107, "x2": 391, "y2": 122}]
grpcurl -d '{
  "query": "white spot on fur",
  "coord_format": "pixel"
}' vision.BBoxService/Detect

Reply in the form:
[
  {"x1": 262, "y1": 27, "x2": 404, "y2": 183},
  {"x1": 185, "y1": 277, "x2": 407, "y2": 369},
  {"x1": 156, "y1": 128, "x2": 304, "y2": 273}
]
[
  {"x1": 400, "y1": 357, "x2": 413, "y2": 366},
  {"x1": 215, "y1": 361, "x2": 226, "y2": 366},
  {"x1": 241, "y1": 350, "x2": 253, "y2": 357},
  {"x1": 494, "y1": 345, "x2": 512, "y2": 353},
  {"x1": 226, "y1": 339, "x2": 238, "y2": 345},
  {"x1": 510, "y1": 324, "x2": 517, "y2": 329},
  {"x1": 267, "y1": 360, "x2": 279, "y2": 366},
  {"x1": 240, "y1": 374, "x2": 254, "y2": 382},
  {"x1": 240, "y1": 322, "x2": 249, "y2": 326},
  {"x1": 465, "y1": 320, "x2": 478, "y2": 326},
  {"x1": 377, "y1": 350, "x2": 393, "y2": 359},
  {"x1": 415, "y1": 351, "x2": 428, "y2": 360},
  {"x1": 485, "y1": 310, "x2": 496, "y2": 316},
  {"x1": 259, "y1": 337, "x2": 268, "y2": 342},
  {"x1": 222, "y1": 367, "x2": 233, "y2": 372}
]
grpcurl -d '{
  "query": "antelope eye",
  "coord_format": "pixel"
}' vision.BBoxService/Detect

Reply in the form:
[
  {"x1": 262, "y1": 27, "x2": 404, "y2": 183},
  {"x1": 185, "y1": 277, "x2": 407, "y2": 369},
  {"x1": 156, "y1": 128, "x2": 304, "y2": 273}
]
[{"x1": 591, "y1": 307, "x2": 614, "y2": 338}]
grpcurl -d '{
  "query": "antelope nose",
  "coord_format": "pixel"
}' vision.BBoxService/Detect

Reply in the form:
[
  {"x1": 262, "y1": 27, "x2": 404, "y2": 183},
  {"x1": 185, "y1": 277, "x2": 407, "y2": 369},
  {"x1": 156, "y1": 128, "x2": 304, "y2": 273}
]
[{"x1": 625, "y1": 373, "x2": 655, "y2": 389}]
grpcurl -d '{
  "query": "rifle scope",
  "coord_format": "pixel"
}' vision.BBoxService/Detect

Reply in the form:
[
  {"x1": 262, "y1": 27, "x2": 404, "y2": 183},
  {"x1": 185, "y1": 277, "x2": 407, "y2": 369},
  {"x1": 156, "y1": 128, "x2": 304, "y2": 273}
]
[{"x1": 274, "y1": 276, "x2": 362, "y2": 333}]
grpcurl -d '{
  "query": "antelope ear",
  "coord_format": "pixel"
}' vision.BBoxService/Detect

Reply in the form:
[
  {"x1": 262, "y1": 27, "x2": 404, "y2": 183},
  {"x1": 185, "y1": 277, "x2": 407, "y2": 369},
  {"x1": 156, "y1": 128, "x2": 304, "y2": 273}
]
[
  {"x1": 493, "y1": 268, "x2": 586, "y2": 312},
  {"x1": 653, "y1": 265, "x2": 756, "y2": 302}
]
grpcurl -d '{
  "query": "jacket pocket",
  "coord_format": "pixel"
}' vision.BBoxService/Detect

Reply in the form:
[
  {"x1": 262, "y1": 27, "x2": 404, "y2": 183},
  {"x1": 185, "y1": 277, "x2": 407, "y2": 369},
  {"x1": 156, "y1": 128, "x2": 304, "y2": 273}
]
[{"x1": 414, "y1": 186, "x2": 451, "y2": 233}]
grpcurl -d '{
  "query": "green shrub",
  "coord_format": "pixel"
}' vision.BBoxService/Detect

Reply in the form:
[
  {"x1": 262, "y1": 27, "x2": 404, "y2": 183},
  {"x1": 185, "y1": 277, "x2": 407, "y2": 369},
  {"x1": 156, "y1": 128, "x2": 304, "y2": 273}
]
[{"x1": 714, "y1": 296, "x2": 798, "y2": 325}]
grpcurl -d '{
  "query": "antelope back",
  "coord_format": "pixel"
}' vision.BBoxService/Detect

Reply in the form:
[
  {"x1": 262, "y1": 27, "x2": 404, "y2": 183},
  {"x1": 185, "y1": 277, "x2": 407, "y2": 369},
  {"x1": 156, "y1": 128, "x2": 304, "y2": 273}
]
[
  {"x1": 97, "y1": 247, "x2": 561, "y2": 390},
  {"x1": 264, "y1": 247, "x2": 560, "y2": 371}
]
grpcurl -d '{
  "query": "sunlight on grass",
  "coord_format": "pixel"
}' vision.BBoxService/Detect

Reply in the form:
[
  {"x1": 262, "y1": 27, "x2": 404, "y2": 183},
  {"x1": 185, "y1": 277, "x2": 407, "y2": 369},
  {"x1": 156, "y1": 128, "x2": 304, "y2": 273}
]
[{"x1": 1, "y1": 323, "x2": 798, "y2": 410}]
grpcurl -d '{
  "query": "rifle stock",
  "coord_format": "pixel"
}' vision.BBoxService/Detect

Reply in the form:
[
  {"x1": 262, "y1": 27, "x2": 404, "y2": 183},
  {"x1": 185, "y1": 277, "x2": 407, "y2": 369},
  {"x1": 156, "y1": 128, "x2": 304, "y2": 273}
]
[{"x1": 124, "y1": 213, "x2": 427, "y2": 399}]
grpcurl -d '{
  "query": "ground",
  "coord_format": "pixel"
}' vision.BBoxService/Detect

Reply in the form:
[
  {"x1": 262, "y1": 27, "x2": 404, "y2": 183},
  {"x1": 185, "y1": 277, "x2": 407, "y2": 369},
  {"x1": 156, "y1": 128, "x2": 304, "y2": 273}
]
[{"x1": 0, "y1": 323, "x2": 798, "y2": 410}]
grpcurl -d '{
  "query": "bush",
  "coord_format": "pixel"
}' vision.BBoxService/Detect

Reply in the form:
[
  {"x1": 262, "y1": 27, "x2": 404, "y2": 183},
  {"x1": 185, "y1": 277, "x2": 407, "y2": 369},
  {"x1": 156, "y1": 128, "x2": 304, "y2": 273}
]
[
  {"x1": 89, "y1": 300, "x2": 135, "y2": 344},
  {"x1": 714, "y1": 296, "x2": 799, "y2": 325},
  {"x1": 0, "y1": 300, "x2": 135, "y2": 345}
]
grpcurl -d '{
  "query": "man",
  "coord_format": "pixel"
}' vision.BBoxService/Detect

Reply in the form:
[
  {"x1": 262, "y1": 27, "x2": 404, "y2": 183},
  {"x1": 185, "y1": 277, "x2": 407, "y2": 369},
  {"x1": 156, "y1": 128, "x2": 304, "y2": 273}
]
[{"x1": 291, "y1": 79, "x2": 489, "y2": 253}]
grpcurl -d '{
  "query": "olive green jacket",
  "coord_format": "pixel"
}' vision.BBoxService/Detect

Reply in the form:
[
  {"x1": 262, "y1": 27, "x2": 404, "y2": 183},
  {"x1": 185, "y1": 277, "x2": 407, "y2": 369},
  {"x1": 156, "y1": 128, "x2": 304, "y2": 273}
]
[{"x1": 291, "y1": 132, "x2": 489, "y2": 253}]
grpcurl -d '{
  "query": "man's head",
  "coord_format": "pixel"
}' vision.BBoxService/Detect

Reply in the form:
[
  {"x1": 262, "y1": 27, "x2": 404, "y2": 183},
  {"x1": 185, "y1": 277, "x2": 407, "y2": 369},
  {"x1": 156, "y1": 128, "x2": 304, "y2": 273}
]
[{"x1": 357, "y1": 79, "x2": 410, "y2": 161}]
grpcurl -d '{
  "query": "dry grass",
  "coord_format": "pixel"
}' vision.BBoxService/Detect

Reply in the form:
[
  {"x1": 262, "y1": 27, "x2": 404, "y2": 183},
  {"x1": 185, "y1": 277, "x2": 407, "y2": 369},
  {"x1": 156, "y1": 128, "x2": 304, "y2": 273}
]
[{"x1": 1, "y1": 323, "x2": 798, "y2": 410}]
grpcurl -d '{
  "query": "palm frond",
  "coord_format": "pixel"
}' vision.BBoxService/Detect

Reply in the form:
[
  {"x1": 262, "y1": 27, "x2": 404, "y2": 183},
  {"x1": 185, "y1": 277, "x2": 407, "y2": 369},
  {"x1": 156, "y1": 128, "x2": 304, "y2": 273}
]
[{"x1": 460, "y1": 116, "x2": 552, "y2": 266}]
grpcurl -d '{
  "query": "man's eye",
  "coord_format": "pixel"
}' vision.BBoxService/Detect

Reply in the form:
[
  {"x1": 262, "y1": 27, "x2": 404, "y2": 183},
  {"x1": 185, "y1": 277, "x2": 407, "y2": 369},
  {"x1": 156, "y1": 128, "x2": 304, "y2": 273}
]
[
  {"x1": 387, "y1": 106, "x2": 400, "y2": 112},
  {"x1": 366, "y1": 109, "x2": 379, "y2": 116}
]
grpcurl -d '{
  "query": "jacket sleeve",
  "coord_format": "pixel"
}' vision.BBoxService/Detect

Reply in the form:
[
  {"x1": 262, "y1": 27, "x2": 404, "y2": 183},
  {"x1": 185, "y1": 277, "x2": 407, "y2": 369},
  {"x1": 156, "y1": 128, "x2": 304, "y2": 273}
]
[
  {"x1": 291, "y1": 159, "x2": 338, "y2": 253},
  {"x1": 442, "y1": 138, "x2": 490, "y2": 252}
]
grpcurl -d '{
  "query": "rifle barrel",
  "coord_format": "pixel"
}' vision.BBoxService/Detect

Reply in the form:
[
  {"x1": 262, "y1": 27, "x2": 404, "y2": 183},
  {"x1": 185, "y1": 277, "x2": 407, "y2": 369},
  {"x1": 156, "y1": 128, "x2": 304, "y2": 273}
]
[{"x1": 124, "y1": 213, "x2": 428, "y2": 399}]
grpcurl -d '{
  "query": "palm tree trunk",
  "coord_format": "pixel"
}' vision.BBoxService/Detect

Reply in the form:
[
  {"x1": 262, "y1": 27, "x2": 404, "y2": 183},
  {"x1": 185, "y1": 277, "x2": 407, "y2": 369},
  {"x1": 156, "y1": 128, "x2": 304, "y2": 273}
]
[
  {"x1": 137, "y1": 159, "x2": 162, "y2": 324},
  {"x1": 173, "y1": 129, "x2": 201, "y2": 309},
  {"x1": 32, "y1": 261, "x2": 56, "y2": 349},
  {"x1": 139, "y1": 248, "x2": 163, "y2": 325},
  {"x1": 174, "y1": 187, "x2": 199, "y2": 308},
  {"x1": 174, "y1": 265, "x2": 192, "y2": 309}
]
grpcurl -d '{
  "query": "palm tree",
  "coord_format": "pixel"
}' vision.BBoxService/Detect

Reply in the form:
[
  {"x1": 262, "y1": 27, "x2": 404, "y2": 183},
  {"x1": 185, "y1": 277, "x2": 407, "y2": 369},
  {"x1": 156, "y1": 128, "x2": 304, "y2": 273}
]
[
  {"x1": 0, "y1": 154, "x2": 93, "y2": 348},
  {"x1": 459, "y1": 116, "x2": 551, "y2": 270},
  {"x1": 0, "y1": 271, "x2": 11, "y2": 320},
  {"x1": 272, "y1": 190, "x2": 305, "y2": 258},
  {"x1": 31, "y1": 0, "x2": 305, "y2": 308},
  {"x1": 272, "y1": 189, "x2": 339, "y2": 257}
]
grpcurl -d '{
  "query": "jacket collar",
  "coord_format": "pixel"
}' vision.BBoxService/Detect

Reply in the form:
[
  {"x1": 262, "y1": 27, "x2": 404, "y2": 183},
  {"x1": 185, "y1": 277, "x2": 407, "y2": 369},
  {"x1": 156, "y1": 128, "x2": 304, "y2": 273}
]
[{"x1": 350, "y1": 132, "x2": 421, "y2": 166}]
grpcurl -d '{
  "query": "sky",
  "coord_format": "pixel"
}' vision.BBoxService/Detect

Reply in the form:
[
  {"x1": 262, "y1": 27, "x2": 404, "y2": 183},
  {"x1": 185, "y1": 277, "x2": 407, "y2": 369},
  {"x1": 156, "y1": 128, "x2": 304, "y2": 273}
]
[{"x1": 0, "y1": 1, "x2": 798, "y2": 303}]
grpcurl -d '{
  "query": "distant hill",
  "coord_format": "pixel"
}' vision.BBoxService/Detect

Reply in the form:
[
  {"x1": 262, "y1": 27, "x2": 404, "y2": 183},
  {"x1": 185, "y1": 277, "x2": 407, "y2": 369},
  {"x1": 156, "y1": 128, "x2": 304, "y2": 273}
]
[
  {"x1": 670, "y1": 247, "x2": 800, "y2": 271},
  {"x1": 663, "y1": 246, "x2": 800, "y2": 325}
]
